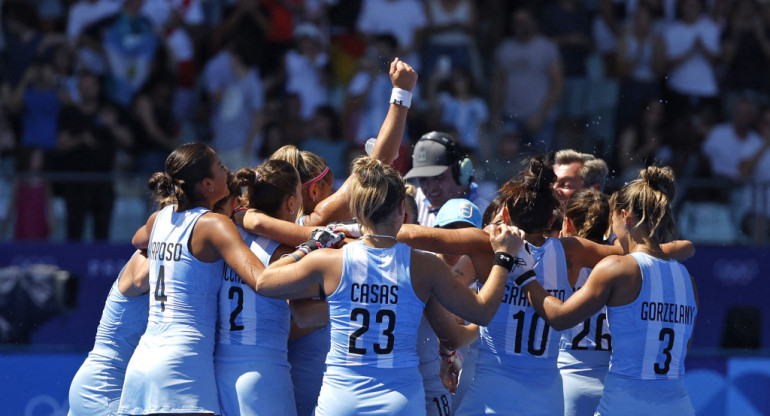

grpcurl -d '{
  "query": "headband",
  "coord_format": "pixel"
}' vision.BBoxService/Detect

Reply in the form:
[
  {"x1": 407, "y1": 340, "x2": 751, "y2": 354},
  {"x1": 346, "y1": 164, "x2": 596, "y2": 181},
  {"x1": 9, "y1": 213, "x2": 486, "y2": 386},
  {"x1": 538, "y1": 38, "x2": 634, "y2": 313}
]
[{"x1": 302, "y1": 166, "x2": 330, "y2": 188}]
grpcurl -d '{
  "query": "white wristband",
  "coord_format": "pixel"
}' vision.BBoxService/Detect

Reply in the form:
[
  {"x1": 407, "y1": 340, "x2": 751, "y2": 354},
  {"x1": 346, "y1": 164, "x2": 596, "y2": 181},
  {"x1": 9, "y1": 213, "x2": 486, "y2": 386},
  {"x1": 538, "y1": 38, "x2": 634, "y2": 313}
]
[{"x1": 390, "y1": 88, "x2": 412, "y2": 108}]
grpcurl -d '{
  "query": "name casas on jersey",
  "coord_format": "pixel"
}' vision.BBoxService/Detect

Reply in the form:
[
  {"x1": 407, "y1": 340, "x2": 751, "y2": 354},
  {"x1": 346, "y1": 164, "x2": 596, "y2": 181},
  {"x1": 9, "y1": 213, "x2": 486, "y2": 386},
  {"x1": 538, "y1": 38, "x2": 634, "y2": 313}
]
[{"x1": 351, "y1": 283, "x2": 398, "y2": 304}]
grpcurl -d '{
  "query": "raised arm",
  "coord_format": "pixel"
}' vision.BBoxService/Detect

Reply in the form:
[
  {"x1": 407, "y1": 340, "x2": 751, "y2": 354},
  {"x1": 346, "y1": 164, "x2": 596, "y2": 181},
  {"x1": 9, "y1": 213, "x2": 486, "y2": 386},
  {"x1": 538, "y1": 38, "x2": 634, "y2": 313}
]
[
  {"x1": 369, "y1": 58, "x2": 417, "y2": 164},
  {"x1": 301, "y1": 58, "x2": 418, "y2": 226}
]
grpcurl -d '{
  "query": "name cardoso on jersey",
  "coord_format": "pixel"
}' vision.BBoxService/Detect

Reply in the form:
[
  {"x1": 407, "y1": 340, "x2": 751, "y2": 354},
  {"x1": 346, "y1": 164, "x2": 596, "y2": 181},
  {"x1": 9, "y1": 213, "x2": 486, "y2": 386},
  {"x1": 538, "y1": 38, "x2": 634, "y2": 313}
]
[
  {"x1": 223, "y1": 267, "x2": 243, "y2": 284},
  {"x1": 640, "y1": 301, "x2": 696, "y2": 325},
  {"x1": 351, "y1": 283, "x2": 398, "y2": 304},
  {"x1": 150, "y1": 242, "x2": 183, "y2": 261},
  {"x1": 502, "y1": 284, "x2": 566, "y2": 306}
]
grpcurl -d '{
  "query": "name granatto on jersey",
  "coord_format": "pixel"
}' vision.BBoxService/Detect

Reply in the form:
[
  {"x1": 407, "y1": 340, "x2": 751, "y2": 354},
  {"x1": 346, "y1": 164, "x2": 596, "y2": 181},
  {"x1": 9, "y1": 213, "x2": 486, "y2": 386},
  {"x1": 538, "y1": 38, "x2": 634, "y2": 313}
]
[
  {"x1": 502, "y1": 284, "x2": 566, "y2": 306},
  {"x1": 640, "y1": 301, "x2": 696, "y2": 325}
]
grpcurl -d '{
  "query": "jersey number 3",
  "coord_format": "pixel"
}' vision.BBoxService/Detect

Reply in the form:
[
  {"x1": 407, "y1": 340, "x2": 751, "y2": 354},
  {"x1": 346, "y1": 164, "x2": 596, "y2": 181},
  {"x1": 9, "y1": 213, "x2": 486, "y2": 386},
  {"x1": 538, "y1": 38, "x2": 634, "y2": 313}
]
[
  {"x1": 348, "y1": 308, "x2": 396, "y2": 355},
  {"x1": 654, "y1": 327, "x2": 675, "y2": 375}
]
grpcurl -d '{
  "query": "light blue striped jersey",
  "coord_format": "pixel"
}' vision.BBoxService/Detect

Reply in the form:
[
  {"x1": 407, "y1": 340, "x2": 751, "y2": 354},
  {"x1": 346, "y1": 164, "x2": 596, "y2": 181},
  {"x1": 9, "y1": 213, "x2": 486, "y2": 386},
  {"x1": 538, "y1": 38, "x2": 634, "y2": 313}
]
[
  {"x1": 480, "y1": 237, "x2": 571, "y2": 368},
  {"x1": 559, "y1": 267, "x2": 612, "y2": 351},
  {"x1": 326, "y1": 241, "x2": 425, "y2": 368},
  {"x1": 217, "y1": 226, "x2": 289, "y2": 351},
  {"x1": 608, "y1": 252, "x2": 697, "y2": 380},
  {"x1": 92, "y1": 258, "x2": 149, "y2": 362},
  {"x1": 147, "y1": 205, "x2": 223, "y2": 337}
]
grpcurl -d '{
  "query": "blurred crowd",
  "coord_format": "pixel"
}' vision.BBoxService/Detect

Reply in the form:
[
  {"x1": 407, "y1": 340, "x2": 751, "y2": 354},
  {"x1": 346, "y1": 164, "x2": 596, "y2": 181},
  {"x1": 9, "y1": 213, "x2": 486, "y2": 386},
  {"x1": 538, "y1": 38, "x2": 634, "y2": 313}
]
[{"x1": 1, "y1": 0, "x2": 769, "y2": 242}]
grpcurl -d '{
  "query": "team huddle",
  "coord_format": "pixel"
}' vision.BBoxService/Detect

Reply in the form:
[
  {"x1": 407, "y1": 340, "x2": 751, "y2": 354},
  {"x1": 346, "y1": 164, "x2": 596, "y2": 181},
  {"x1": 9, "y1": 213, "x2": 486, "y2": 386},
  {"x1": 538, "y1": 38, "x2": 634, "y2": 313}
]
[{"x1": 66, "y1": 59, "x2": 699, "y2": 416}]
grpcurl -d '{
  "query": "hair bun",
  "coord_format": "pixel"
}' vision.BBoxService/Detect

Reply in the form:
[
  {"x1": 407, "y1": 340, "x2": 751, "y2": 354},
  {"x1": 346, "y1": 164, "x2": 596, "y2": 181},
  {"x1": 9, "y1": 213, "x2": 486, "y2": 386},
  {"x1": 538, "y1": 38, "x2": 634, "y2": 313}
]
[
  {"x1": 522, "y1": 155, "x2": 555, "y2": 193},
  {"x1": 640, "y1": 165, "x2": 676, "y2": 201}
]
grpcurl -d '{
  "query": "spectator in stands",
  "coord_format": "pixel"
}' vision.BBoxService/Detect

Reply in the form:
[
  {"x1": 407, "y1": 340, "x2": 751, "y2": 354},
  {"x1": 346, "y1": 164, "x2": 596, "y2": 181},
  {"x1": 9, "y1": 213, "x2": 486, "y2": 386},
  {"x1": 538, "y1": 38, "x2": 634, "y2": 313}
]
[
  {"x1": 2, "y1": 1, "x2": 65, "y2": 87},
  {"x1": 552, "y1": 149, "x2": 609, "y2": 203},
  {"x1": 427, "y1": 66, "x2": 489, "y2": 160},
  {"x1": 284, "y1": 23, "x2": 330, "y2": 121},
  {"x1": 421, "y1": 0, "x2": 483, "y2": 84},
  {"x1": 356, "y1": 0, "x2": 427, "y2": 69},
  {"x1": 57, "y1": 72, "x2": 132, "y2": 240},
  {"x1": 480, "y1": 124, "x2": 532, "y2": 187},
  {"x1": 616, "y1": 96, "x2": 668, "y2": 181},
  {"x1": 720, "y1": 0, "x2": 770, "y2": 117},
  {"x1": 140, "y1": 0, "x2": 204, "y2": 32},
  {"x1": 300, "y1": 105, "x2": 348, "y2": 178},
  {"x1": 701, "y1": 95, "x2": 763, "y2": 184},
  {"x1": 490, "y1": 7, "x2": 563, "y2": 153},
  {"x1": 101, "y1": 0, "x2": 159, "y2": 107},
  {"x1": 344, "y1": 34, "x2": 400, "y2": 144},
  {"x1": 738, "y1": 106, "x2": 770, "y2": 238},
  {"x1": 66, "y1": 0, "x2": 121, "y2": 42},
  {"x1": 616, "y1": 3, "x2": 661, "y2": 131},
  {"x1": 131, "y1": 73, "x2": 179, "y2": 173},
  {"x1": 142, "y1": 1, "x2": 201, "y2": 125},
  {"x1": 541, "y1": 0, "x2": 593, "y2": 151},
  {"x1": 654, "y1": 0, "x2": 721, "y2": 126},
  {"x1": 259, "y1": 0, "x2": 303, "y2": 79},
  {"x1": 6, "y1": 147, "x2": 53, "y2": 240},
  {"x1": 50, "y1": 43, "x2": 80, "y2": 103},
  {"x1": 4, "y1": 55, "x2": 67, "y2": 160},
  {"x1": 203, "y1": 33, "x2": 265, "y2": 171}
]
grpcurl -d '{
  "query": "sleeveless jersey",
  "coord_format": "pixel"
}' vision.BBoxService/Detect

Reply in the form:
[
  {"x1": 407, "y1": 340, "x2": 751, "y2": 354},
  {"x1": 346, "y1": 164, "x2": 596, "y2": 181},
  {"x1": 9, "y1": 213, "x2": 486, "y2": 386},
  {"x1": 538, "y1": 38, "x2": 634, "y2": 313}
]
[
  {"x1": 325, "y1": 241, "x2": 425, "y2": 368},
  {"x1": 146, "y1": 205, "x2": 222, "y2": 330},
  {"x1": 456, "y1": 238, "x2": 570, "y2": 416},
  {"x1": 119, "y1": 205, "x2": 223, "y2": 415},
  {"x1": 215, "y1": 227, "x2": 296, "y2": 416},
  {"x1": 68, "y1": 256, "x2": 148, "y2": 416},
  {"x1": 607, "y1": 252, "x2": 697, "y2": 380},
  {"x1": 417, "y1": 314, "x2": 453, "y2": 416},
  {"x1": 92, "y1": 260, "x2": 149, "y2": 361},
  {"x1": 560, "y1": 267, "x2": 612, "y2": 352},
  {"x1": 558, "y1": 266, "x2": 611, "y2": 416},
  {"x1": 289, "y1": 213, "x2": 328, "y2": 416},
  {"x1": 217, "y1": 227, "x2": 288, "y2": 349},
  {"x1": 479, "y1": 237, "x2": 571, "y2": 367}
]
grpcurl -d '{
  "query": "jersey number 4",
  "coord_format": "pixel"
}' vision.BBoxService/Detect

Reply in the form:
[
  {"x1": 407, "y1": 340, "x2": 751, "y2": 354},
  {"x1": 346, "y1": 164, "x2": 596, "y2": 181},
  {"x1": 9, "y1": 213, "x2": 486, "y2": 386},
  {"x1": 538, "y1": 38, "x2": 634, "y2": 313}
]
[
  {"x1": 348, "y1": 308, "x2": 396, "y2": 355},
  {"x1": 154, "y1": 265, "x2": 168, "y2": 312}
]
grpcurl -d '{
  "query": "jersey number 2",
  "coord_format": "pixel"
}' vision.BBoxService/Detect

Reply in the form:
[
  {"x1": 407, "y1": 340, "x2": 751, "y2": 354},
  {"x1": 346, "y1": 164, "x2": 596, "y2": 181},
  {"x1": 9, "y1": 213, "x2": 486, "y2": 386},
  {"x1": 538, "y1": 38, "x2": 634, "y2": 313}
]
[
  {"x1": 229, "y1": 287, "x2": 244, "y2": 331},
  {"x1": 348, "y1": 308, "x2": 396, "y2": 355}
]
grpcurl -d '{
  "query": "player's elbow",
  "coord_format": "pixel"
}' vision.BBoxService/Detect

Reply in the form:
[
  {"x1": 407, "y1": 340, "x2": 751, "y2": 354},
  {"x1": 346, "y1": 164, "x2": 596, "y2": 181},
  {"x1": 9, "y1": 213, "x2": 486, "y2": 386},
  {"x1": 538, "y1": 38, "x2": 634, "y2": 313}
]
[{"x1": 550, "y1": 319, "x2": 572, "y2": 332}]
